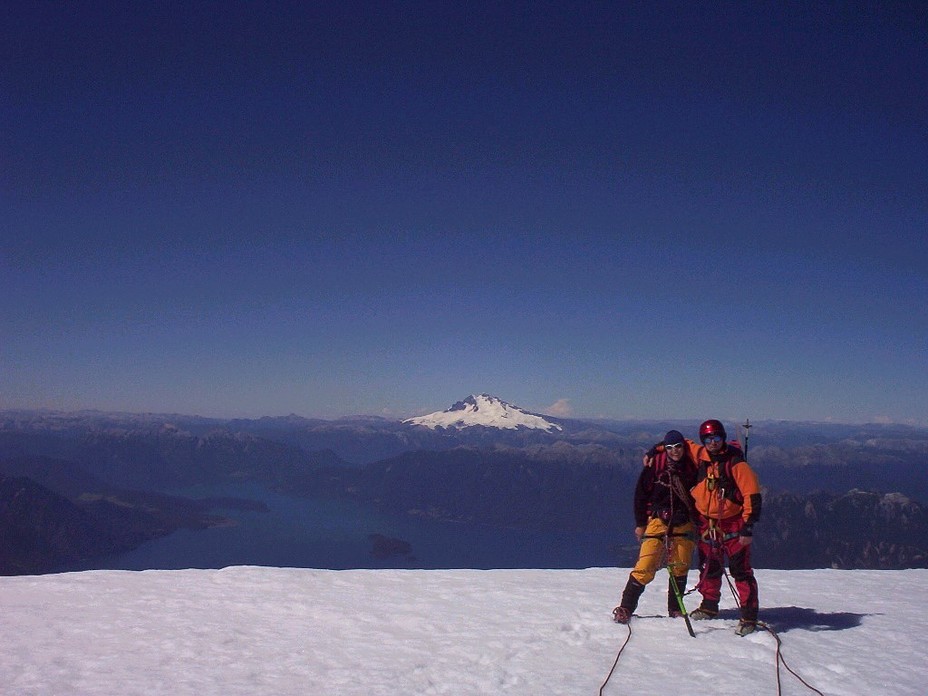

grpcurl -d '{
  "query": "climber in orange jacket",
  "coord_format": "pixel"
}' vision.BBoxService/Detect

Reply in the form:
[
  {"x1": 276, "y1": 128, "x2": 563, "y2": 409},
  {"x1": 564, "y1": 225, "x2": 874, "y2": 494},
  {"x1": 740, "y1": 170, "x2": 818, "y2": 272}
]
[{"x1": 645, "y1": 419, "x2": 762, "y2": 636}]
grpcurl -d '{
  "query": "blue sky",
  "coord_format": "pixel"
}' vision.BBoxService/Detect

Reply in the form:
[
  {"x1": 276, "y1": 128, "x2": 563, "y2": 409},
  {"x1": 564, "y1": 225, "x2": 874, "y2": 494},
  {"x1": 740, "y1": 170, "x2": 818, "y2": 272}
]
[{"x1": 2, "y1": 2, "x2": 926, "y2": 424}]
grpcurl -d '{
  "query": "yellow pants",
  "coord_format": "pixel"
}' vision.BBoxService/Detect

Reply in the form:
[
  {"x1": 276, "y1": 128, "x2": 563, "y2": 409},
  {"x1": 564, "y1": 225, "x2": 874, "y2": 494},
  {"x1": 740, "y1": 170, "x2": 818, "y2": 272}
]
[{"x1": 630, "y1": 517, "x2": 695, "y2": 585}]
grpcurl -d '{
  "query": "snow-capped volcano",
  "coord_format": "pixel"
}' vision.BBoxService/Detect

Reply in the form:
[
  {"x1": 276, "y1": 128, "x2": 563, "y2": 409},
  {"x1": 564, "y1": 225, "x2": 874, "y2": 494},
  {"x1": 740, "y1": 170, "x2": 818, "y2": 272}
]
[{"x1": 403, "y1": 394, "x2": 562, "y2": 431}]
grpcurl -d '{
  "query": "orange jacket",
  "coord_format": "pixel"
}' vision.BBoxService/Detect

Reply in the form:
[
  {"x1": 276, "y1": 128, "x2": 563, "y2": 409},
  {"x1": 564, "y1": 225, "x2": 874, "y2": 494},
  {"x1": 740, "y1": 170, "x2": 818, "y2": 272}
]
[{"x1": 682, "y1": 439, "x2": 762, "y2": 525}]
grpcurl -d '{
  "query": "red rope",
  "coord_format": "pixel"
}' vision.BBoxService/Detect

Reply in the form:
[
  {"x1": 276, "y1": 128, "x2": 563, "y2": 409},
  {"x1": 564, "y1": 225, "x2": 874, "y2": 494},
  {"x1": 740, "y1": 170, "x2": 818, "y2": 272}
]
[
  {"x1": 757, "y1": 621, "x2": 826, "y2": 696},
  {"x1": 598, "y1": 622, "x2": 631, "y2": 696}
]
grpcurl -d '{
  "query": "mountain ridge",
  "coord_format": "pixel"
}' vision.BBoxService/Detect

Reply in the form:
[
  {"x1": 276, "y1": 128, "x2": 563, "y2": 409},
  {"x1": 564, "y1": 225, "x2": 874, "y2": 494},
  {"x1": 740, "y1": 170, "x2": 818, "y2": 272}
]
[{"x1": 3, "y1": 405, "x2": 928, "y2": 574}]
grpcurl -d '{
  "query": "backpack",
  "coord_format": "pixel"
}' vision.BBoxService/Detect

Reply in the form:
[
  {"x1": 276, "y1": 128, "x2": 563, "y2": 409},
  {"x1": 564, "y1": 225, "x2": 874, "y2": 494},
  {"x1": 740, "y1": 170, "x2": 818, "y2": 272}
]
[{"x1": 699, "y1": 441, "x2": 745, "y2": 505}]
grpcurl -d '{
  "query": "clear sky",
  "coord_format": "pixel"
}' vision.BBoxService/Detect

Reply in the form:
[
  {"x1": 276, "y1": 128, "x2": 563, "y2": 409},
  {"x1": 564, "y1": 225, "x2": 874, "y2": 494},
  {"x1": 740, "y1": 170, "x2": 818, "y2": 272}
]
[{"x1": 2, "y1": 2, "x2": 926, "y2": 424}]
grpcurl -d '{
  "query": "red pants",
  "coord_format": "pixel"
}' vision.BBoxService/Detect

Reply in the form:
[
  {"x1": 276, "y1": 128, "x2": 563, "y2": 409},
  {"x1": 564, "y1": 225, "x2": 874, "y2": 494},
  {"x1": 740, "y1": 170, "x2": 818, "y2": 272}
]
[{"x1": 696, "y1": 516, "x2": 758, "y2": 622}]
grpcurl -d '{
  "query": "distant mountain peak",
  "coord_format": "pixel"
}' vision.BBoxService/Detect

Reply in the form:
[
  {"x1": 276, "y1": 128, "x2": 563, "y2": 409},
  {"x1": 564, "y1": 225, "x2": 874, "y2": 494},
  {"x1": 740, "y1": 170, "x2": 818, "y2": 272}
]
[{"x1": 403, "y1": 394, "x2": 562, "y2": 432}]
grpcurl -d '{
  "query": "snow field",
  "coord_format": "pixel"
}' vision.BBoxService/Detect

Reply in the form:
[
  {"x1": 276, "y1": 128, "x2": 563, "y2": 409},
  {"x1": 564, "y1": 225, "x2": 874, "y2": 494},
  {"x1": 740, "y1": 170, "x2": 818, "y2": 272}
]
[{"x1": 0, "y1": 567, "x2": 925, "y2": 695}]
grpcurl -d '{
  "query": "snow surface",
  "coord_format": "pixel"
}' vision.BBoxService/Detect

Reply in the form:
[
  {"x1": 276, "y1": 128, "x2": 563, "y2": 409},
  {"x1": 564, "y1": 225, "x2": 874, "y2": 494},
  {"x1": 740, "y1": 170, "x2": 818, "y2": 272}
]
[
  {"x1": 1, "y1": 566, "x2": 924, "y2": 695},
  {"x1": 404, "y1": 394, "x2": 562, "y2": 431}
]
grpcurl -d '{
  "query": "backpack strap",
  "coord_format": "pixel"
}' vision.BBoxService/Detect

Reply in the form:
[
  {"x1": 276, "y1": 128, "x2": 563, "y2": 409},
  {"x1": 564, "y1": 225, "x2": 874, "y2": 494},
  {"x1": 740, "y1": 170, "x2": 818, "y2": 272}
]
[{"x1": 718, "y1": 444, "x2": 745, "y2": 504}]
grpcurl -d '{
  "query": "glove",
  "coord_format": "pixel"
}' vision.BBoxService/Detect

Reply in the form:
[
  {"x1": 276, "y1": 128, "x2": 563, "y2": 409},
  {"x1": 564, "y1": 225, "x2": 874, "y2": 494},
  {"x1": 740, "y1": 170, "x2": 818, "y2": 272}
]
[{"x1": 642, "y1": 445, "x2": 660, "y2": 467}]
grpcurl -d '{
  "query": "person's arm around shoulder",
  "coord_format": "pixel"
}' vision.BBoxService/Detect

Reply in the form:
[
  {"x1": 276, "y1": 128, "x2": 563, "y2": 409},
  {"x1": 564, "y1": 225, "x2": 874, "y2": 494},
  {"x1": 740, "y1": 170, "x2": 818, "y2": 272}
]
[{"x1": 685, "y1": 438, "x2": 701, "y2": 463}]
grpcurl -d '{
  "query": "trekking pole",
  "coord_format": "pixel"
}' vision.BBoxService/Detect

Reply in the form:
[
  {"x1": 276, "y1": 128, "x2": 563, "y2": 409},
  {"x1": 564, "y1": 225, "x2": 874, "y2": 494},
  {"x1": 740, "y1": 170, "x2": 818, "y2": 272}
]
[
  {"x1": 664, "y1": 521, "x2": 696, "y2": 638},
  {"x1": 742, "y1": 418, "x2": 752, "y2": 459},
  {"x1": 667, "y1": 568, "x2": 696, "y2": 637}
]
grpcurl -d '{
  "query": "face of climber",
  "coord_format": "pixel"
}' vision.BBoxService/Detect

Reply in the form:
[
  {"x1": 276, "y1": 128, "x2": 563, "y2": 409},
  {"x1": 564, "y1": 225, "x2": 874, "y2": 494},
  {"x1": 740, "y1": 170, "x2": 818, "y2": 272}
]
[
  {"x1": 702, "y1": 434, "x2": 725, "y2": 455},
  {"x1": 665, "y1": 442, "x2": 685, "y2": 462}
]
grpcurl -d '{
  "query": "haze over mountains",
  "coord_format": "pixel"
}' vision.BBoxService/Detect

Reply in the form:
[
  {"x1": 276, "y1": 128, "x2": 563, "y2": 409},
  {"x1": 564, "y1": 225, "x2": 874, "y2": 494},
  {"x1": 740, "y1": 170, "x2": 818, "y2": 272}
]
[{"x1": 2, "y1": 395, "x2": 927, "y2": 575}]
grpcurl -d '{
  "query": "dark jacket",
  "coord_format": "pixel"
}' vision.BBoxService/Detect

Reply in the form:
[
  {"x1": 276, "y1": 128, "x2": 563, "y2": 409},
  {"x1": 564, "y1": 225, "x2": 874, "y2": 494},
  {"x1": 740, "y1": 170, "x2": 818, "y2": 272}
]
[{"x1": 633, "y1": 450, "x2": 698, "y2": 528}]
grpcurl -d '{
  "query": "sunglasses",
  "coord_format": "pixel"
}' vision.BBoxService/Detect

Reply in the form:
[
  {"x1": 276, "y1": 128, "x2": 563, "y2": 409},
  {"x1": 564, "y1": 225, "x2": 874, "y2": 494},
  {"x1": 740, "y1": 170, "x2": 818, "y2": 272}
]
[
  {"x1": 665, "y1": 443, "x2": 685, "y2": 451},
  {"x1": 702, "y1": 435, "x2": 723, "y2": 443}
]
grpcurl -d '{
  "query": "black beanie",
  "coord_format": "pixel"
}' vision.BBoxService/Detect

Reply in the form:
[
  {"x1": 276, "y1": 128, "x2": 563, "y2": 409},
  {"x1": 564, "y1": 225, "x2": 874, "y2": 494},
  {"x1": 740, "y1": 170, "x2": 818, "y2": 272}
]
[{"x1": 663, "y1": 430, "x2": 686, "y2": 446}]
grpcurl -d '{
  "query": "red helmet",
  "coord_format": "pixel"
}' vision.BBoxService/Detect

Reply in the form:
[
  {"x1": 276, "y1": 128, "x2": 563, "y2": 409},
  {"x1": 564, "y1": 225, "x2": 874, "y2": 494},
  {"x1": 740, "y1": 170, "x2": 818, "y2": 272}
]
[{"x1": 699, "y1": 419, "x2": 727, "y2": 442}]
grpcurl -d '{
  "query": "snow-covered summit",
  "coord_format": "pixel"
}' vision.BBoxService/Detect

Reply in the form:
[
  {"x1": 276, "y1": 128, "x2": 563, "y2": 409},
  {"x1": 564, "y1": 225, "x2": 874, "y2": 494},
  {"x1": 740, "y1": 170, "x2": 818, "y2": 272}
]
[
  {"x1": 1, "y1": 567, "x2": 923, "y2": 695},
  {"x1": 404, "y1": 394, "x2": 562, "y2": 432}
]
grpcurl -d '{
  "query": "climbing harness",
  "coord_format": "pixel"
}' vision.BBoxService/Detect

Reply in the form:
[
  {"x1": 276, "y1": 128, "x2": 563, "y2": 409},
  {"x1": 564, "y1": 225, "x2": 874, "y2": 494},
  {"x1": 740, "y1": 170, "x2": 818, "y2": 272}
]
[{"x1": 701, "y1": 520, "x2": 740, "y2": 544}]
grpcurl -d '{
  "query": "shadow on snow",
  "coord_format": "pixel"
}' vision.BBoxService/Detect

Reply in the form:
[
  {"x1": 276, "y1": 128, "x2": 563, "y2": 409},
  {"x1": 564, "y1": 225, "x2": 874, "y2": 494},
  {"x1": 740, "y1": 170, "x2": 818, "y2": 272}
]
[{"x1": 717, "y1": 606, "x2": 866, "y2": 633}]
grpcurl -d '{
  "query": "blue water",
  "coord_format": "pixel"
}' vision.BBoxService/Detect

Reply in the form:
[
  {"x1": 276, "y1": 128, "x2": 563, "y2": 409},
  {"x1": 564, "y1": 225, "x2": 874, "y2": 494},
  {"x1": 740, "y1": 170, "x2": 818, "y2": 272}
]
[{"x1": 63, "y1": 484, "x2": 630, "y2": 571}]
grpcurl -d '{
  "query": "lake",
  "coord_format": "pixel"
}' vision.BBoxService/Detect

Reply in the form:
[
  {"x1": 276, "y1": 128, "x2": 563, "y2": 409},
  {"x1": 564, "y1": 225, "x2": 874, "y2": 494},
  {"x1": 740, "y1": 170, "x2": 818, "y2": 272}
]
[{"x1": 60, "y1": 484, "x2": 633, "y2": 572}]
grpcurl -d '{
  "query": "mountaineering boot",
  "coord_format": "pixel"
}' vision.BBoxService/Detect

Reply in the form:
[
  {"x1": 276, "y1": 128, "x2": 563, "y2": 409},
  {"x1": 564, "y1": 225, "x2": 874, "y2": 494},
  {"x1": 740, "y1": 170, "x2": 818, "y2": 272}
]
[
  {"x1": 612, "y1": 606, "x2": 631, "y2": 624},
  {"x1": 736, "y1": 620, "x2": 756, "y2": 637},
  {"x1": 668, "y1": 575, "x2": 688, "y2": 617},
  {"x1": 613, "y1": 576, "x2": 646, "y2": 623},
  {"x1": 689, "y1": 600, "x2": 719, "y2": 620}
]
